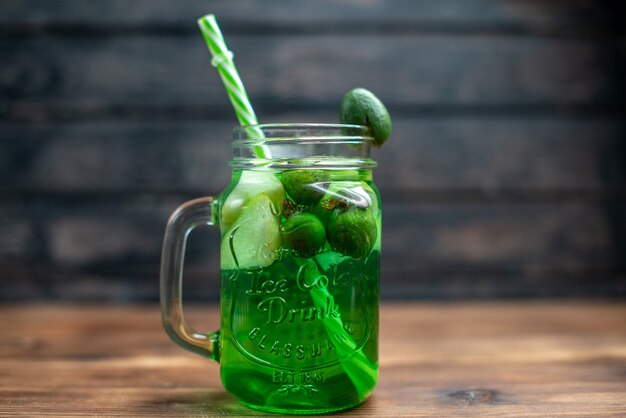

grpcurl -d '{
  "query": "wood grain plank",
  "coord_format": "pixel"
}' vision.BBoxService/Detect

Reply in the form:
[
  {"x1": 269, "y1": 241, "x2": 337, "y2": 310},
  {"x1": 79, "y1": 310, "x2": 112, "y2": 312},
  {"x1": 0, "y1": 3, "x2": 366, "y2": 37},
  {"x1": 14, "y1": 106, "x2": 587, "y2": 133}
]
[
  {"x1": 383, "y1": 203, "x2": 614, "y2": 270},
  {"x1": 0, "y1": 199, "x2": 621, "y2": 300},
  {"x1": 0, "y1": 200, "x2": 615, "y2": 270},
  {"x1": 0, "y1": 0, "x2": 616, "y2": 29},
  {"x1": 0, "y1": 303, "x2": 624, "y2": 416},
  {"x1": 1, "y1": 35, "x2": 622, "y2": 113},
  {"x1": 1, "y1": 117, "x2": 623, "y2": 193}
]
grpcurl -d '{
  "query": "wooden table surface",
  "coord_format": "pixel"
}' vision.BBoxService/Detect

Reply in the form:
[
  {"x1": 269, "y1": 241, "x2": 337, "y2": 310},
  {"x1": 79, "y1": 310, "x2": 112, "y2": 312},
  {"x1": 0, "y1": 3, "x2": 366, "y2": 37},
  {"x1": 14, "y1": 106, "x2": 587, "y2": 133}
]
[{"x1": 1, "y1": 302, "x2": 625, "y2": 417}]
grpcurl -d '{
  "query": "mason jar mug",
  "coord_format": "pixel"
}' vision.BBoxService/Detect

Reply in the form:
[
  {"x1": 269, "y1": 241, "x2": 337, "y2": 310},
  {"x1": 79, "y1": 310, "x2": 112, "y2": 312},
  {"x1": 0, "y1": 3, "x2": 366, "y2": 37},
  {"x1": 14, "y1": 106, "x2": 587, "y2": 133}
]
[{"x1": 160, "y1": 124, "x2": 381, "y2": 414}]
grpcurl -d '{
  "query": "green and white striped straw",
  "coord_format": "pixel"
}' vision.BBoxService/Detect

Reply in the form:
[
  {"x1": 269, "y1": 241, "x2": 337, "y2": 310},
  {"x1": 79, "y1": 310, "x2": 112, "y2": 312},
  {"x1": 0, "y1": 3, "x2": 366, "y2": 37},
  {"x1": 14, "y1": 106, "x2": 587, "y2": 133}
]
[
  {"x1": 197, "y1": 14, "x2": 271, "y2": 159},
  {"x1": 197, "y1": 13, "x2": 375, "y2": 396}
]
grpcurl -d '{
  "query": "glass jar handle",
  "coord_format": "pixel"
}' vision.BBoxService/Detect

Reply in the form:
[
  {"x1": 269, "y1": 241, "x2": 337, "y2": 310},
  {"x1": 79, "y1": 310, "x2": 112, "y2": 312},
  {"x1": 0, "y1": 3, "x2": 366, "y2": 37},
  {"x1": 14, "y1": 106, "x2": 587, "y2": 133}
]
[{"x1": 160, "y1": 196, "x2": 219, "y2": 361}]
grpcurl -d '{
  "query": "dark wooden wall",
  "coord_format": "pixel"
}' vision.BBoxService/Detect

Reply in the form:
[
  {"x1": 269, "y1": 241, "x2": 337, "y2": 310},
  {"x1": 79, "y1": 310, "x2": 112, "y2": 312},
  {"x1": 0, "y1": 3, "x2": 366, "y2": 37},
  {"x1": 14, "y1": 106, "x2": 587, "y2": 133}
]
[{"x1": 1, "y1": 0, "x2": 624, "y2": 301}]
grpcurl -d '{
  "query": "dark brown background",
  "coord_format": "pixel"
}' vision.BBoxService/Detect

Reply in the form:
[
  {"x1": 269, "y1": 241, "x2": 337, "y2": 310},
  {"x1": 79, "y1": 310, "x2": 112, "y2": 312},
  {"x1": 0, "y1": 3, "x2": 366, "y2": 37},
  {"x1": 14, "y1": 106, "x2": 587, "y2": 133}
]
[{"x1": 1, "y1": 0, "x2": 624, "y2": 301}]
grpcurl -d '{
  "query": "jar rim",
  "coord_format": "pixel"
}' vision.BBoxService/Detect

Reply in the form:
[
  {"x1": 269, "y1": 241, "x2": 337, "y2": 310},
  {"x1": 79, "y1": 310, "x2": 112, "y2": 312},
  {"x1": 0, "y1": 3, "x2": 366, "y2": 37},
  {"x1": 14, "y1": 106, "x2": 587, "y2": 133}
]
[
  {"x1": 233, "y1": 122, "x2": 370, "y2": 132},
  {"x1": 232, "y1": 123, "x2": 374, "y2": 142},
  {"x1": 230, "y1": 123, "x2": 376, "y2": 169}
]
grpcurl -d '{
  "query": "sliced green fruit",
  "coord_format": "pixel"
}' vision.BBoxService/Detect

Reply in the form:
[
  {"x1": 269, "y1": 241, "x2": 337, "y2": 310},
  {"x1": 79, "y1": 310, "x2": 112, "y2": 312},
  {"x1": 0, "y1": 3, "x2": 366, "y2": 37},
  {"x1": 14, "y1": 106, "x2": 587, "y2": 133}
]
[
  {"x1": 340, "y1": 87, "x2": 392, "y2": 147},
  {"x1": 221, "y1": 170, "x2": 285, "y2": 231},
  {"x1": 220, "y1": 193, "x2": 282, "y2": 270}
]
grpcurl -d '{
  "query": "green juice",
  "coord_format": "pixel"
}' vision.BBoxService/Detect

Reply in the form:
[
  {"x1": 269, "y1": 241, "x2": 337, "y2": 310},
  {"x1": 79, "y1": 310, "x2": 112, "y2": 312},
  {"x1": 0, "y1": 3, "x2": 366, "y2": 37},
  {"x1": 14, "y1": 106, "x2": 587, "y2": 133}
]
[{"x1": 217, "y1": 169, "x2": 380, "y2": 414}]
